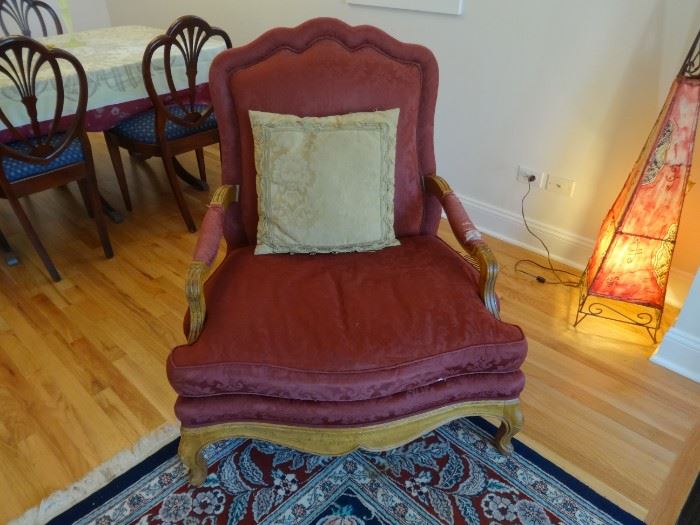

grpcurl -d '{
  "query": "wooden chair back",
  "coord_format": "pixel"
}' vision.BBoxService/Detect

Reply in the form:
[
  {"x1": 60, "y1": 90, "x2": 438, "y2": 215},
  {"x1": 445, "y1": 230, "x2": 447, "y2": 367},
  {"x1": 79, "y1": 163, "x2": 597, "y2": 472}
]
[
  {"x1": 142, "y1": 15, "x2": 231, "y2": 136},
  {"x1": 0, "y1": 36, "x2": 87, "y2": 173},
  {"x1": 0, "y1": 0, "x2": 62, "y2": 37}
]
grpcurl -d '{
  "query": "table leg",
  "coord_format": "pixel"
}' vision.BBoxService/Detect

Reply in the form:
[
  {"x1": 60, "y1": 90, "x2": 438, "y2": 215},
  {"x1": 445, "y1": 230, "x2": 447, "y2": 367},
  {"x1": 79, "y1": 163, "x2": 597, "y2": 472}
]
[{"x1": 173, "y1": 157, "x2": 209, "y2": 191}]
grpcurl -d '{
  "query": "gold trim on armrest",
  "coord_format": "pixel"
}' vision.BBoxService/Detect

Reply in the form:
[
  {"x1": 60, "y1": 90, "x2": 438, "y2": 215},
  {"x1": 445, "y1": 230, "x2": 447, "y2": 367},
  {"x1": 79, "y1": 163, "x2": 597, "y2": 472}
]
[
  {"x1": 184, "y1": 185, "x2": 240, "y2": 344},
  {"x1": 186, "y1": 261, "x2": 209, "y2": 343},
  {"x1": 424, "y1": 174, "x2": 501, "y2": 319},
  {"x1": 210, "y1": 184, "x2": 240, "y2": 208},
  {"x1": 474, "y1": 242, "x2": 500, "y2": 320},
  {"x1": 423, "y1": 173, "x2": 453, "y2": 198}
]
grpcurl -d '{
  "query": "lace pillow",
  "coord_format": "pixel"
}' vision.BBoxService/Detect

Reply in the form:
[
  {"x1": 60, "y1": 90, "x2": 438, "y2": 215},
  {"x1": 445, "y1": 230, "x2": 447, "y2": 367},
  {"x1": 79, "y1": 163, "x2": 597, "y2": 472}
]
[{"x1": 250, "y1": 109, "x2": 400, "y2": 254}]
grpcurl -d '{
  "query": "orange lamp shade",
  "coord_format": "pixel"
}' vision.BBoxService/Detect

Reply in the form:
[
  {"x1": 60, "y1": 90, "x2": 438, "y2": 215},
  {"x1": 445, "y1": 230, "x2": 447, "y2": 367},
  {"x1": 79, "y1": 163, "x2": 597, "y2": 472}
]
[{"x1": 578, "y1": 29, "x2": 700, "y2": 341}]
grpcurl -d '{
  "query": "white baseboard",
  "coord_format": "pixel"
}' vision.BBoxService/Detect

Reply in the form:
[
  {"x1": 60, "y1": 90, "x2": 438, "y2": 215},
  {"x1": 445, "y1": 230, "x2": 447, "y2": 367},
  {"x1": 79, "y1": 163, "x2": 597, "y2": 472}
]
[
  {"x1": 456, "y1": 193, "x2": 693, "y2": 309},
  {"x1": 650, "y1": 328, "x2": 700, "y2": 383}
]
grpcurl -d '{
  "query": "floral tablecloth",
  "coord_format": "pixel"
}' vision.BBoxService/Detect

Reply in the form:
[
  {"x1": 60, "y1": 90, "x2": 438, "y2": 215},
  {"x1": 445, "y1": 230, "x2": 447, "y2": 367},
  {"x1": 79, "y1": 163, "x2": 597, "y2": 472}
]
[{"x1": 0, "y1": 25, "x2": 226, "y2": 142}]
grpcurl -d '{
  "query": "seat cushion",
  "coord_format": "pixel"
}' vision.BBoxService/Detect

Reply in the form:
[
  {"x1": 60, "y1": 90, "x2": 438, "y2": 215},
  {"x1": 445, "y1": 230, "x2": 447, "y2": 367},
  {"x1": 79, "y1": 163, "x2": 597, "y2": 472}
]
[
  {"x1": 168, "y1": 235, "x2": 527, "y2": 401},
  {"x1": 111, "y1": 104, "x2": 217, "y2": 144},
  {"x1": 175, "y1": 371, "x2": 525, "y2": 428},
  {"x1": 1, "y1": 134, "x2": 84, "y2": 182}
]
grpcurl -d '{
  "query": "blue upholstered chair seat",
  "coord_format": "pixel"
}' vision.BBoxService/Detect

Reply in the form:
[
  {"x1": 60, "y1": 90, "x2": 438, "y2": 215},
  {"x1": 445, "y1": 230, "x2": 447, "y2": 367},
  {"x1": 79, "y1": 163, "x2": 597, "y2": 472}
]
[
  {"x1": 2, "y1": 134, "x2": 84, "y2": 182},
  {"x1": 111, "y1": 104, "x2": 217, "y2": 144}
]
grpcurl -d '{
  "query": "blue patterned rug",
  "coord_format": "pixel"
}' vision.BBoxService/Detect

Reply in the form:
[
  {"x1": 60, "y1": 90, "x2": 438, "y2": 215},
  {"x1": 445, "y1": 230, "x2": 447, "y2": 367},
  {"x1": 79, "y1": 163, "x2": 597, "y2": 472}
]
[{"x1": 47, "y1": 418, "x2": 643, "y2": 524}]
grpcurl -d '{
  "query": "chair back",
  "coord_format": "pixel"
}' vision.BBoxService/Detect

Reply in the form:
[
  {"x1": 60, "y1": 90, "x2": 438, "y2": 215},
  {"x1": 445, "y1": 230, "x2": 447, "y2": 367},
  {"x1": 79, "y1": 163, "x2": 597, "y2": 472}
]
[
  {"x1": 0, "y1": 36, "x2": 87, "y2": 174},
  {"x1": 209, "y1": 18, "x2": 441, "y2": 247},
  {"x1": 0, "y1": 0, "x2": 62, "y2": 37},
  {"x1": 142, "y1": 15, "x2": 231, "y2": 140}
]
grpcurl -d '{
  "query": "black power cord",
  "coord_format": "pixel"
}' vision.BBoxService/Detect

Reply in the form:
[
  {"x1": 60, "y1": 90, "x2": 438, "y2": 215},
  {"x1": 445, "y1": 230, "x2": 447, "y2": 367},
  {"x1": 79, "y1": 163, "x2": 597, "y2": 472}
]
[{"x1": 514, "y1": 176, "x2": 581, "y2": 287}]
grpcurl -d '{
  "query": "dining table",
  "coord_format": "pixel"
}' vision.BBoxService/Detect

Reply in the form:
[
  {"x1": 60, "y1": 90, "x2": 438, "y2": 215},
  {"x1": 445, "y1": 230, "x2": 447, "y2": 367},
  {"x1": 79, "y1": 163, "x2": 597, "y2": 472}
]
[{"x1": 0, "y1": 25, "x2": 228, "y2": 221}]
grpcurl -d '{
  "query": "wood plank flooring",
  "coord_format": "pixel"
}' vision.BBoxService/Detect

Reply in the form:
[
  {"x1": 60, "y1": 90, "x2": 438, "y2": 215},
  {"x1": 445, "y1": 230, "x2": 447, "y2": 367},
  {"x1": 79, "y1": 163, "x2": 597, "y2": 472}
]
[{"x1": 0, "y1": 135, "x2": 698, "y2": 524}]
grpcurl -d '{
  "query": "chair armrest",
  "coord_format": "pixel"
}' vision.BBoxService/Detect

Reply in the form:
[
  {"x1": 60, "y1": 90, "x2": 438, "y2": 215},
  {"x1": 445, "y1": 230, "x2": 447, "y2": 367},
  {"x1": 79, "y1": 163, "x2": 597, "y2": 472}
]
[
  {"x1": 424, "y1": 175, "x2": 500, "y2": 319},
  {"x1": 186, "y1": 184, "x2": 239, "y2": 343}
]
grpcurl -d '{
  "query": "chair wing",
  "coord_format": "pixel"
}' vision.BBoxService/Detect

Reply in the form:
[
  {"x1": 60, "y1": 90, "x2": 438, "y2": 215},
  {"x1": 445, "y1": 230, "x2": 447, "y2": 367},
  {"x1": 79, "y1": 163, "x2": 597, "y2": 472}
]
[{"x1": 208, "y1": 17, "x2": 442, "y2": 249}]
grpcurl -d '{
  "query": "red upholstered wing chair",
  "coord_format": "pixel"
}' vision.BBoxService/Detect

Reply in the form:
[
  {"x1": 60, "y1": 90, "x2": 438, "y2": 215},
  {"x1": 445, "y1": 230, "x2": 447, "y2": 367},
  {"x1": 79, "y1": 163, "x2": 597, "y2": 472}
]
[{"x1": 168, "y1": 18, "x2": 527, "y2": 485}]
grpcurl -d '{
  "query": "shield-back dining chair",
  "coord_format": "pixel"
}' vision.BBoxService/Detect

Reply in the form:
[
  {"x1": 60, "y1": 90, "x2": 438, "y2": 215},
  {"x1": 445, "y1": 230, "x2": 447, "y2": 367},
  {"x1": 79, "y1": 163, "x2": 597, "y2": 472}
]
[
  {"x1": 0, "y1": 36, "x2": 113, "y2": 281},
  {"x1": 167, "y1": 17, "x2": 527, "y2": 485},
  {"x1": 103, "y1": 15, "x2": 232, "y2": 232},
  {"x1": 0, "y1": 0, "x2": 62, "y2": 37}
]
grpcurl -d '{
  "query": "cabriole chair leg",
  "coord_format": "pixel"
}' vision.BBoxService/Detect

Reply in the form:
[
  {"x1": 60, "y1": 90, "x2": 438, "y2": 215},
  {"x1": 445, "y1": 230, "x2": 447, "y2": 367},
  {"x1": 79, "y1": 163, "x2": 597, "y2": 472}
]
[
  {"x1": 178, "y1": 434, "x2": 208, "y2": 485},
  {"x1": 495, "y1": 401, "x2": 524, "y2": 454}
]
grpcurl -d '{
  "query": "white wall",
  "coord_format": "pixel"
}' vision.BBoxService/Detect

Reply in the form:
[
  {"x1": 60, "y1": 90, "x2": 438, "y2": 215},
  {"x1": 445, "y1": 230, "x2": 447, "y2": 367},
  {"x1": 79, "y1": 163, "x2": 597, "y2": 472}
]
[
  {"x1": 105, "y1": 0, "x2": 700, "y2": 305},
  {"x1": 47, "y1": 0, "x2": 111, "y2": 32},
  {"x1": 652, "y1": 270, "x2": 700, "y2": 382}
]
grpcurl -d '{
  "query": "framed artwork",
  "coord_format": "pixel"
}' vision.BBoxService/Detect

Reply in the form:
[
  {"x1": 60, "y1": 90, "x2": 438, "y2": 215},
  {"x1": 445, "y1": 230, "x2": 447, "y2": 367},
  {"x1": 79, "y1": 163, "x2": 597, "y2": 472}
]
[{"x1": 347, "y1": 0, "x2": 463, "y2": 15}]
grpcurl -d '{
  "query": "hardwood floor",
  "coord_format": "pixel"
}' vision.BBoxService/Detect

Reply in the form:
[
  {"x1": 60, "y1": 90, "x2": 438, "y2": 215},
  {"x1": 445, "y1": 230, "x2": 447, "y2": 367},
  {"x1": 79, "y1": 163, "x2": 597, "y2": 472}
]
[{"x1": 0, "y1": 135, "x2": 698, "y2": 524}]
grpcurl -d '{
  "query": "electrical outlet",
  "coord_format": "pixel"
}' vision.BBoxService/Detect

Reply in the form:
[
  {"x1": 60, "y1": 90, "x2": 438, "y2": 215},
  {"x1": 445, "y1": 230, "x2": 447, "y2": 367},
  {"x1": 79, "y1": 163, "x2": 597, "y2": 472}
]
[
  {"x1": 545, "y1": 176, "x2": 576, "y2": 197},
  {"x1": 516, "y1": 166, "x2": 547, "y2": 188}
]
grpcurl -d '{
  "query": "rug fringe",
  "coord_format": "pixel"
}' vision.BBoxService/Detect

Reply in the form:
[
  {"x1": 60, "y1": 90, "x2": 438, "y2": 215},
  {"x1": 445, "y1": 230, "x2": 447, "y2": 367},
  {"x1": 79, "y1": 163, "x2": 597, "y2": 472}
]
[{"x1": 9, "y1": 423, "x2": 180, "y2": 525}]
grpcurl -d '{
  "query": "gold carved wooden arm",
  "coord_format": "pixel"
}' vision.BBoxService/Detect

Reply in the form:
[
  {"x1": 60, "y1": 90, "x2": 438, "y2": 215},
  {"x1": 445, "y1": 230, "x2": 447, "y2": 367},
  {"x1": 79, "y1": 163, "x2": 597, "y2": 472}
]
[
  {"x1": 186, "y1": 184, "x2": 239, "y2": 343},
  {"x1": 424, "y1": 175, "x2": 500, "y2": 319}
]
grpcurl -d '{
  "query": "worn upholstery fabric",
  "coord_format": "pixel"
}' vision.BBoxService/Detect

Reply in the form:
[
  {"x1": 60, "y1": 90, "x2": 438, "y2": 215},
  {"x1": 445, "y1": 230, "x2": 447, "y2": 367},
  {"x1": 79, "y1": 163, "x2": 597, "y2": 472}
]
[
  {"x1": 250, "y1": 109, "x2": 400, "y2": 254},
  {"x1": 169, "y1": 235, "x2": 526, "y2": 401},
  {"x1": 208, "y1": 18, "x2": 442, "y2": 248},
  {"x1": 194, "y1": 205, "x2": 227, "y2": 266},
  {"x1": 174, "y1": 371, "x2": 525, "y2": 427},
  {"x1": 111, "y1": 104, "x2": 217, "y2": 144},
  {"x1": 1, "y1": 134, "x2": 84, "y2": 182}
]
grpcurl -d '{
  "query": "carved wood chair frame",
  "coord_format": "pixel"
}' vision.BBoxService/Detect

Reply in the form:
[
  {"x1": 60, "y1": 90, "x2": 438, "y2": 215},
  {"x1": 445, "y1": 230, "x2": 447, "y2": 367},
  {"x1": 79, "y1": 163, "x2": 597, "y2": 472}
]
[
  {"x1": 179, "y1": 178, "x2": 521, "y2": 484},
  {"x1": 0, "y1": 36, "x2": 112, "y2": 281},
  {"x1": 103, "y1": 15, "x2": 232, "y2": 232},
  {"x1": 0, "y1": 0, "x2": 62, "y2": 37},
  {"x1": 175, "y1": 19, "x2": 524, "y2": 484}
]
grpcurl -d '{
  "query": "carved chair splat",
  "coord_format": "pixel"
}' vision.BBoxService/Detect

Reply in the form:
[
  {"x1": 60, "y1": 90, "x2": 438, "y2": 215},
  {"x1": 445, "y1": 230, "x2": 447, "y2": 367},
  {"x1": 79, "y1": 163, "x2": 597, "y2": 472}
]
[
  {"x1": 0, "y1": 0, "x2": 62, "y2": 37},
  {"x1": 103, "y1": 15, "x2": 232, "y2": 232},
  {"x1": 0, "y1": 36, "x2": 112, "y2": 281}
]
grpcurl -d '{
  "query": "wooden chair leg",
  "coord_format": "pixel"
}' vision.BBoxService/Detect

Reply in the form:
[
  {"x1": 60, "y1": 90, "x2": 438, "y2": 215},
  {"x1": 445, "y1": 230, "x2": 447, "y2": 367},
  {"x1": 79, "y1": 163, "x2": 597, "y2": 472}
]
[
  {"x1": 195, "y1": 148, "x2": 206, "y2": 183},
  {"x1": 7, "y1": 196, "x2": 60, "y2": 281},
  {"x1": 84, "y1": 168, "x2": 114, "y2": 260},
  {"x1": 0, "y1": 225, "x2": 11, "y2": 252},
  {"x1": 103, "y1": 132, "x2": 132, "y2": 211},
  {"x1": 0, "y1": 226, "x2": 19, "y2": 266},
  {"x1": 178, "y1": 432, "x2": 208, "y2": 485},
  {"x1": 162, "y1": 155, "x2": 196, "y2": 233},
  {"x1": 76, "y1": 180, "x2": 94, "y2": 218},
  {"x1": 495, "y1": 401, "x2": 524, "y2": 454}
]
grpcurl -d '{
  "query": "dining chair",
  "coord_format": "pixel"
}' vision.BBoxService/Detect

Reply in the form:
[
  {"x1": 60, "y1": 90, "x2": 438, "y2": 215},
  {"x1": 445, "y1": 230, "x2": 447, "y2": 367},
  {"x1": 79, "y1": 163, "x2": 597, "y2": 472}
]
[
  {"x1": 169, "y1": 17, "x2": 527, "y2": 485},
  {"x1": 0, "y1": 0, "x2": 62, "y2": 37},
  {"x1": 0, "y1": 36, "x2": 113, "y2": 282},
  {"x1": 103, "y1": 15, "x2": 232, "y2": 232}
]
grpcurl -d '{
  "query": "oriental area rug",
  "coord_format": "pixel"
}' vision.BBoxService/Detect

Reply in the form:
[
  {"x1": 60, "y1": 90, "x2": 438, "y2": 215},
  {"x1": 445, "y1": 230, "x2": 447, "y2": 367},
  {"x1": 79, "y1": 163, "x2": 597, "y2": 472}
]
[{"x1": 40, "y1": 418, "x2": 642, "y2": 525}]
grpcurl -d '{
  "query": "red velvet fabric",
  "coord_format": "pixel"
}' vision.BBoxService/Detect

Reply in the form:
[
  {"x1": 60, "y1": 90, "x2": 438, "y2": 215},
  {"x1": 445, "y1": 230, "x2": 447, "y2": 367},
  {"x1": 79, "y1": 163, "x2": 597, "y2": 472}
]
[
  {"x1": 175, "y1": 371, "x2": 525, "y2": 428},
  {"x1": 169, "y1": 236, "x2": 526, "y2": 401},
  {"x1": 208, "y1": 17, "x2": 442, "y2": 249},
  {"x1": 172, "y1": 19, "x2": 528, "y2": 431},
  {"x1": 193, "y1": 205, "x2": 226, "y2": 266},
  {"x1": 441, "y1": 192, "x2": 484, "y2": 247}
]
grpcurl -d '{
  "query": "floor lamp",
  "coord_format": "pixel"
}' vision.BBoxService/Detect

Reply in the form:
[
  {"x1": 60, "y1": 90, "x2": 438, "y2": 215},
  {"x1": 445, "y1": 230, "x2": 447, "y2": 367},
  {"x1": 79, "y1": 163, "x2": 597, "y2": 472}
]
[{"x1": 575, "y1": 29, "x2": 700, "y2": 343}]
